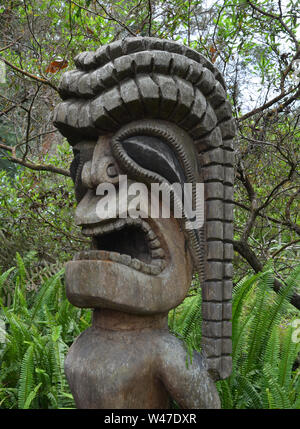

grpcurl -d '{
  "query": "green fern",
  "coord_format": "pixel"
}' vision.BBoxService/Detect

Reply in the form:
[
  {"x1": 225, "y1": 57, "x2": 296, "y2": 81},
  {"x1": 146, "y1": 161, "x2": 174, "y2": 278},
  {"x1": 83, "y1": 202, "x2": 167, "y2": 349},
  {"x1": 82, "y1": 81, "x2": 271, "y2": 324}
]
[
  {"x1": 174, "y1": 264, "x2": 300, "y2": 409},
  {"x1": 216, "y1": 379, "x2": 233, "y2": 409},
  {"x1": 0, "y1": 255, "x2": 91, "y2": 409},
  {"x1": 15, "y1": 252, "x2": 27, "y2": 289},
  {"x1": 1, "y1": 254, "x2": 300, "y2": 409},
  {"x1": 227, "y1": 266, "x2": 300, "y2": 408},
  {"x1": 23, "y1": 383, "x2": 42, "y2": 409},
  {"x1": 278, "y1": 324, "x2": 298, "y2": 391},
  {"x1": 17, "y1": 344, "x2": 35, "y2": 409},
  {"x1": 235, "y1": 373, "x2": 264, "y2": 408},
  {"x1": 30, "y1": 269, "x2": 64, "y2": 321}
]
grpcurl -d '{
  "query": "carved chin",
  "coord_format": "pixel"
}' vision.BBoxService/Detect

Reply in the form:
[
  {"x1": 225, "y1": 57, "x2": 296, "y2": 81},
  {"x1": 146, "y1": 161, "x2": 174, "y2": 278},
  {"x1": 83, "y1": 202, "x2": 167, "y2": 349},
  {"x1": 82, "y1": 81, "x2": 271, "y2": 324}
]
[{"x1": 65, "y1": 216, "x2": 193, "y2": 315}]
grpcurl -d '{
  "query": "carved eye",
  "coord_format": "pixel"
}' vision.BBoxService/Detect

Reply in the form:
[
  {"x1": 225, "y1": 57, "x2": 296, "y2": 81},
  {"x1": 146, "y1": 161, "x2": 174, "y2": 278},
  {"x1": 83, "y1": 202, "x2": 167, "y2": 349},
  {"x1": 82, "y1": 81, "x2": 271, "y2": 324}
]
[
  {"x1": 118, "y1": 133, "x2": 201, "y2": 250},
  {"x1": 121, "y1": 135, "x2": 186, "y2": 186}
]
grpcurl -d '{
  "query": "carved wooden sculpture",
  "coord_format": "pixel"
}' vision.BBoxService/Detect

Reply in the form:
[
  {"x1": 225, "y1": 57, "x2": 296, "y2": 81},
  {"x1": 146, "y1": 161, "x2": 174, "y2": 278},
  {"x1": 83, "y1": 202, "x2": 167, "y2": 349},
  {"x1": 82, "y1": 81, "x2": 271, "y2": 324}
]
[{"x1": 53, "y1": 37, "x2": 235, "y2": 409}]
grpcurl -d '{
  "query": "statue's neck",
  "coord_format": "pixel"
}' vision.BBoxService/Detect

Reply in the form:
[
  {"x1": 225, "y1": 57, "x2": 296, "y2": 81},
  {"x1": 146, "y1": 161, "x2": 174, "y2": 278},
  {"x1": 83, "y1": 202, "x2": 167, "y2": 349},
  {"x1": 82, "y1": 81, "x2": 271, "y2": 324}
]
[{"x1": 92, "y1": 308, "x2": 168, "y2": 331}]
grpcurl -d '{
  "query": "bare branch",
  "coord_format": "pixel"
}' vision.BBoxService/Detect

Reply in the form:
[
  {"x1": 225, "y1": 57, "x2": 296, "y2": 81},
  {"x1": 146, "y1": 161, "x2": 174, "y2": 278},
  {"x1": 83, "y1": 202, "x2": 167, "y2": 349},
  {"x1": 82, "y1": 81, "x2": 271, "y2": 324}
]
[
  {"x1": 0, "y1": 142, "x2": 69, "y2": 177},
  {"x1": 238, "y1": 86, "x2": 296, "y2": 122},
  {"x1": 148, "y1": 0, "x2": 153, "y2": 36},
  {"x1": 0, "y1": 57, "x2": 58, "y2": 91},
  {"x1": 70, "y1": 0, "x2": 137, "y2": 36},
  {"x1": 0, "y1": 36, "x2": 22, "y2": 53},
  {"x1": 234, "y1": 239, "x2": 300, "y2": 310},
  {"x1": 272, "y1": 239, "x2": 300, "y2": 258},
  {"x1": 247, "y1": 0, "x2": 299, "y2": 49}
]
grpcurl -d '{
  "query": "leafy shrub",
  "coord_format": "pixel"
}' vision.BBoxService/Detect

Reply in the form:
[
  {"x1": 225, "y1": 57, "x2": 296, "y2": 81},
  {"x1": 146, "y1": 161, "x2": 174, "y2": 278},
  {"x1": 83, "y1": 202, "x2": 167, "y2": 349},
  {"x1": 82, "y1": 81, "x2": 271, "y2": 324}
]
[
  {"x1": 0, "y1": 254, "x2": 91, "y2": 409},
  {"x1": 1, "y1": 256, "x2": 299, "y2": 409},
  {"x1": 172, "y1": 267, "x2": 300, "y2": 409},
  {"x1": 0, "y1": 142, "x2": 88, "y2": 273}
]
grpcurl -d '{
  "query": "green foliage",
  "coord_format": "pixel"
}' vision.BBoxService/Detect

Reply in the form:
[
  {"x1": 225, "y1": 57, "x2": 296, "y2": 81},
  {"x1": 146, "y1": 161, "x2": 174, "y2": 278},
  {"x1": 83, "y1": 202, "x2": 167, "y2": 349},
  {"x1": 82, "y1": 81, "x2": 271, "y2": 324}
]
[
  {"x1": 0, "y1": 256, "x2": 91, "y2": 409},
  {"x1": 0, "y1": 0, "x2": 299, "y2": 411},
  {"x1": 169, "y1": 286, "x2": 202, "y2": 356},
  {"x1": 218, "y1": 267, "x2": 300, "y2": 409},
  {"x1": 1, "y1": 0, "x2": 299, "y2": 282},
  {"x1": 1, "y1": 256, "x2": 300, "y2": 409},
  {"x1": 0, "y1": 146, "x2": 88, "y2": 274},
  {"x1": 172, "y1": 266, "x2": 300, "y2": 409},
  {"x1": 0, "y1": 120, "x2": 18, "y2": 175}
]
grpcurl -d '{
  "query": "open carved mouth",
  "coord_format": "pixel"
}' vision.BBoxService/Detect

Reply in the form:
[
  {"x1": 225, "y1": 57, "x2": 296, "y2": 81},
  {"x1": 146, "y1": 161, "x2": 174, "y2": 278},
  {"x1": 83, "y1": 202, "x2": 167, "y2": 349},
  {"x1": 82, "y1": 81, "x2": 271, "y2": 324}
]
[{"x1": 74, "y1": 218, "x2": 167, "y2": 275}]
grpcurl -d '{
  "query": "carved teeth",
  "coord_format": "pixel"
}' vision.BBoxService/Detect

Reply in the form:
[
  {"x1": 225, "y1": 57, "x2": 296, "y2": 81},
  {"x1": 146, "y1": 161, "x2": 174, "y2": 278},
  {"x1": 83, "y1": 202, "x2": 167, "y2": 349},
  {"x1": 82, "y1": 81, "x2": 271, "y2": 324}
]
[
  {"x1": 147, "y1": 230, "x2": 156, "y2": 240},
  {"x1": 74, "y1": 250, "x2": 107, "y2": 260},
  {"x1": 79, "y1": 218, "x2": 166, "y2": 275},
  {"x1": 101, "y1": 224, "x2": 113, "y2": 234},
  {"x1": 114, "y1": 219, "x2": 127, "y2": 230},
  {"x1": 151, "y1": 248, "x2": 165, "y2": 259},
  {"x1": 149, "y1": 239, "x2": 160, "y2": 249},
  {"x1": 141, "y1": 264, "x2": 151, "y2": 274},
  {"x1": 109, "y1": 252, "x2": 121, "y2": 262},
  {"x1": 141, "y1": 221, "x2": 151, "y2": 232},
  {"x1": 119, "y1": 254, "x2": 131, "y2": 265},
  {"x1": 131, "y1": 258, "x2": 142, "y2": 271},
  {"x1": 73, "y1": 250, "x2": 166, "y2": 275},
  {"x1": 126, "y1": 217, "x2": 133, "y2": 225},
  {"x1": 82, "y1": 217, "x2": 146, "y2": 237},
  {"x1": 150, "y1": 265, "x2": 161, "y2": 275}
]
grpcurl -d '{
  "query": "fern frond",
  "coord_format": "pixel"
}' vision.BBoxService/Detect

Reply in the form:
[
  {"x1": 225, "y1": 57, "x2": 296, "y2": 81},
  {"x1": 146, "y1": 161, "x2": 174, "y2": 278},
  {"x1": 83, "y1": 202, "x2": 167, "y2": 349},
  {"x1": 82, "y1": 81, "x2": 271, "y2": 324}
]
[
  {"x1": 262, "y1": 363, "x2": 292, "y2": 409},
  {"x1": 23, "y1": 382, "x2": 42, "y2": 409},
  {"x1": 18, "y1": 344, "x2": 35, "y2": 409},
  {"x1": 216, "y1": 379, "x2": 233, "y2": 409},
  {"x1": 235, "y1": 373, "x2": 263, "y2": 408},
  {"x1": 30, "y1": 269, "x2": 64, "y2": 321},
  {"x1": 15, "y1": 252, "x2": 27, "y2": 290},
  {"x1": 278, "y1": 324, "x2": 300, "y2": 391},
  {"x1": 262, "y1": 325, "x2": 280, "y2": 380},
  {"x1": 243, "y1": 271, "x2": 273, "y2": 375},
  {"x1": 0, "y1": 267, "x2": 15, "y2": 296}
]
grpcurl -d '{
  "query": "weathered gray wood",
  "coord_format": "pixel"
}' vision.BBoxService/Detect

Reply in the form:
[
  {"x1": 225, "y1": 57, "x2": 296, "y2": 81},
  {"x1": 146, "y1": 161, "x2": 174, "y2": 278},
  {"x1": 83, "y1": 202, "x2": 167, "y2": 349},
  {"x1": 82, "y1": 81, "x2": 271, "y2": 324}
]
[{"x1": 53, "y1": 37, "x2": 236, "y2": 408}]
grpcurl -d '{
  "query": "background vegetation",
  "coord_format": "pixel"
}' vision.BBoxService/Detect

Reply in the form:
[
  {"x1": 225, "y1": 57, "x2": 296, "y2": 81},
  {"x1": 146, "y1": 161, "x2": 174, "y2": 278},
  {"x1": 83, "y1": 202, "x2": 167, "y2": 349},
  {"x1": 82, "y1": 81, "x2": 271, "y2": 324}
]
[{"x1": 0, "y1": 0, "x2": 299, "y2": 409}]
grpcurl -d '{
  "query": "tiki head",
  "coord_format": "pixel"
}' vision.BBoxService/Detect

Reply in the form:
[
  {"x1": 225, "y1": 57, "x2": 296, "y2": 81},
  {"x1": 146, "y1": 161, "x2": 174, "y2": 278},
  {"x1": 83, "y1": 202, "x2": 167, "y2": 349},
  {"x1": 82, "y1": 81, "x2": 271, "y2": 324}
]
[{"x1": 53, "y1": 37, "x2": 235, "y2": 380}]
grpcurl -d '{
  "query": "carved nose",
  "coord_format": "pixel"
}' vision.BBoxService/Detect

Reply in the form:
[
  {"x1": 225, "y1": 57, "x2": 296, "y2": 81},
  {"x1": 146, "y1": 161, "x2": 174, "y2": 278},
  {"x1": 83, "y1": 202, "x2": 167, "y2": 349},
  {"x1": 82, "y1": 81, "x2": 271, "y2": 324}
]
[
  {"x1": 81, "y1": 156, "x2": 120, "y2": 188},
  {"x1": 81, "y1": 137, "x2": 120, "y2": 188},
  {"x1": 106, "y1": 163, "x2": 118, "y2": 178}
]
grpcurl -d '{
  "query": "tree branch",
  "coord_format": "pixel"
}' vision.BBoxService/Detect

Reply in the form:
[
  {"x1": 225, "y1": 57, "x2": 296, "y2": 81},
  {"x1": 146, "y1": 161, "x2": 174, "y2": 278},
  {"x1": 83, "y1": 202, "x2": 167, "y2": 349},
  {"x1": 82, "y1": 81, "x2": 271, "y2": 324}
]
[
  {"x1": 272, "y1": 239, "x2": 300, "y2": 258},
  {"x1": 0, "y1": 36, "x2": 22, "y2": 53},
  {"x1": 70, "y1": 0, "x2": 137, "y2": 36},
  {"x1": 247, "y1": 0, "x2": 299, "y2": 49},
  {"x1": 234, "y1": 200, "x2": 300, "y2": 236},
  {"x1": 234, "y1": 239, "x2": 300, "y2": 310},
  {"x1": 0, "y1": 142, "x2": 69, "y2": 176},
  {"x1": 5, "y1": 156, "x2": 70, "y2": 177},
  {"x1": 238, "y1": 86, "x2": 296, "y2": 122},
  {"x1": 0, "y1": 57, "x2": 58, "y2": 91}
]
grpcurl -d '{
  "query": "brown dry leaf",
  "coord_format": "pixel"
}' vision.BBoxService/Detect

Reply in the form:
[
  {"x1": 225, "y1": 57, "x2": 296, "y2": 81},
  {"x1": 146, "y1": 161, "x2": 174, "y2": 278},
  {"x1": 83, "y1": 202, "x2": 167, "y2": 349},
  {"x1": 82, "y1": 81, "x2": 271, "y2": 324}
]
[
  {"x1": 86, "y1": 26, "x2": 94, "y2": 35},
  {"x1": 209, "y1": 45, "x2": 218, "y2": 63},
  {"x1": 45, "y1": 60, "x2": 68, "y2": 74}
]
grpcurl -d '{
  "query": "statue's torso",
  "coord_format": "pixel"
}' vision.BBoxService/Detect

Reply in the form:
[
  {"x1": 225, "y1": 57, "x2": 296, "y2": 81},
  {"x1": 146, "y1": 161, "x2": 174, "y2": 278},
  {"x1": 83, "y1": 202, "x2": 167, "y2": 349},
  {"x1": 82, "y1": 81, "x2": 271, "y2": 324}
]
[{"x1": 65, "y1": 327, "x2": 171, "y2": 409}]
